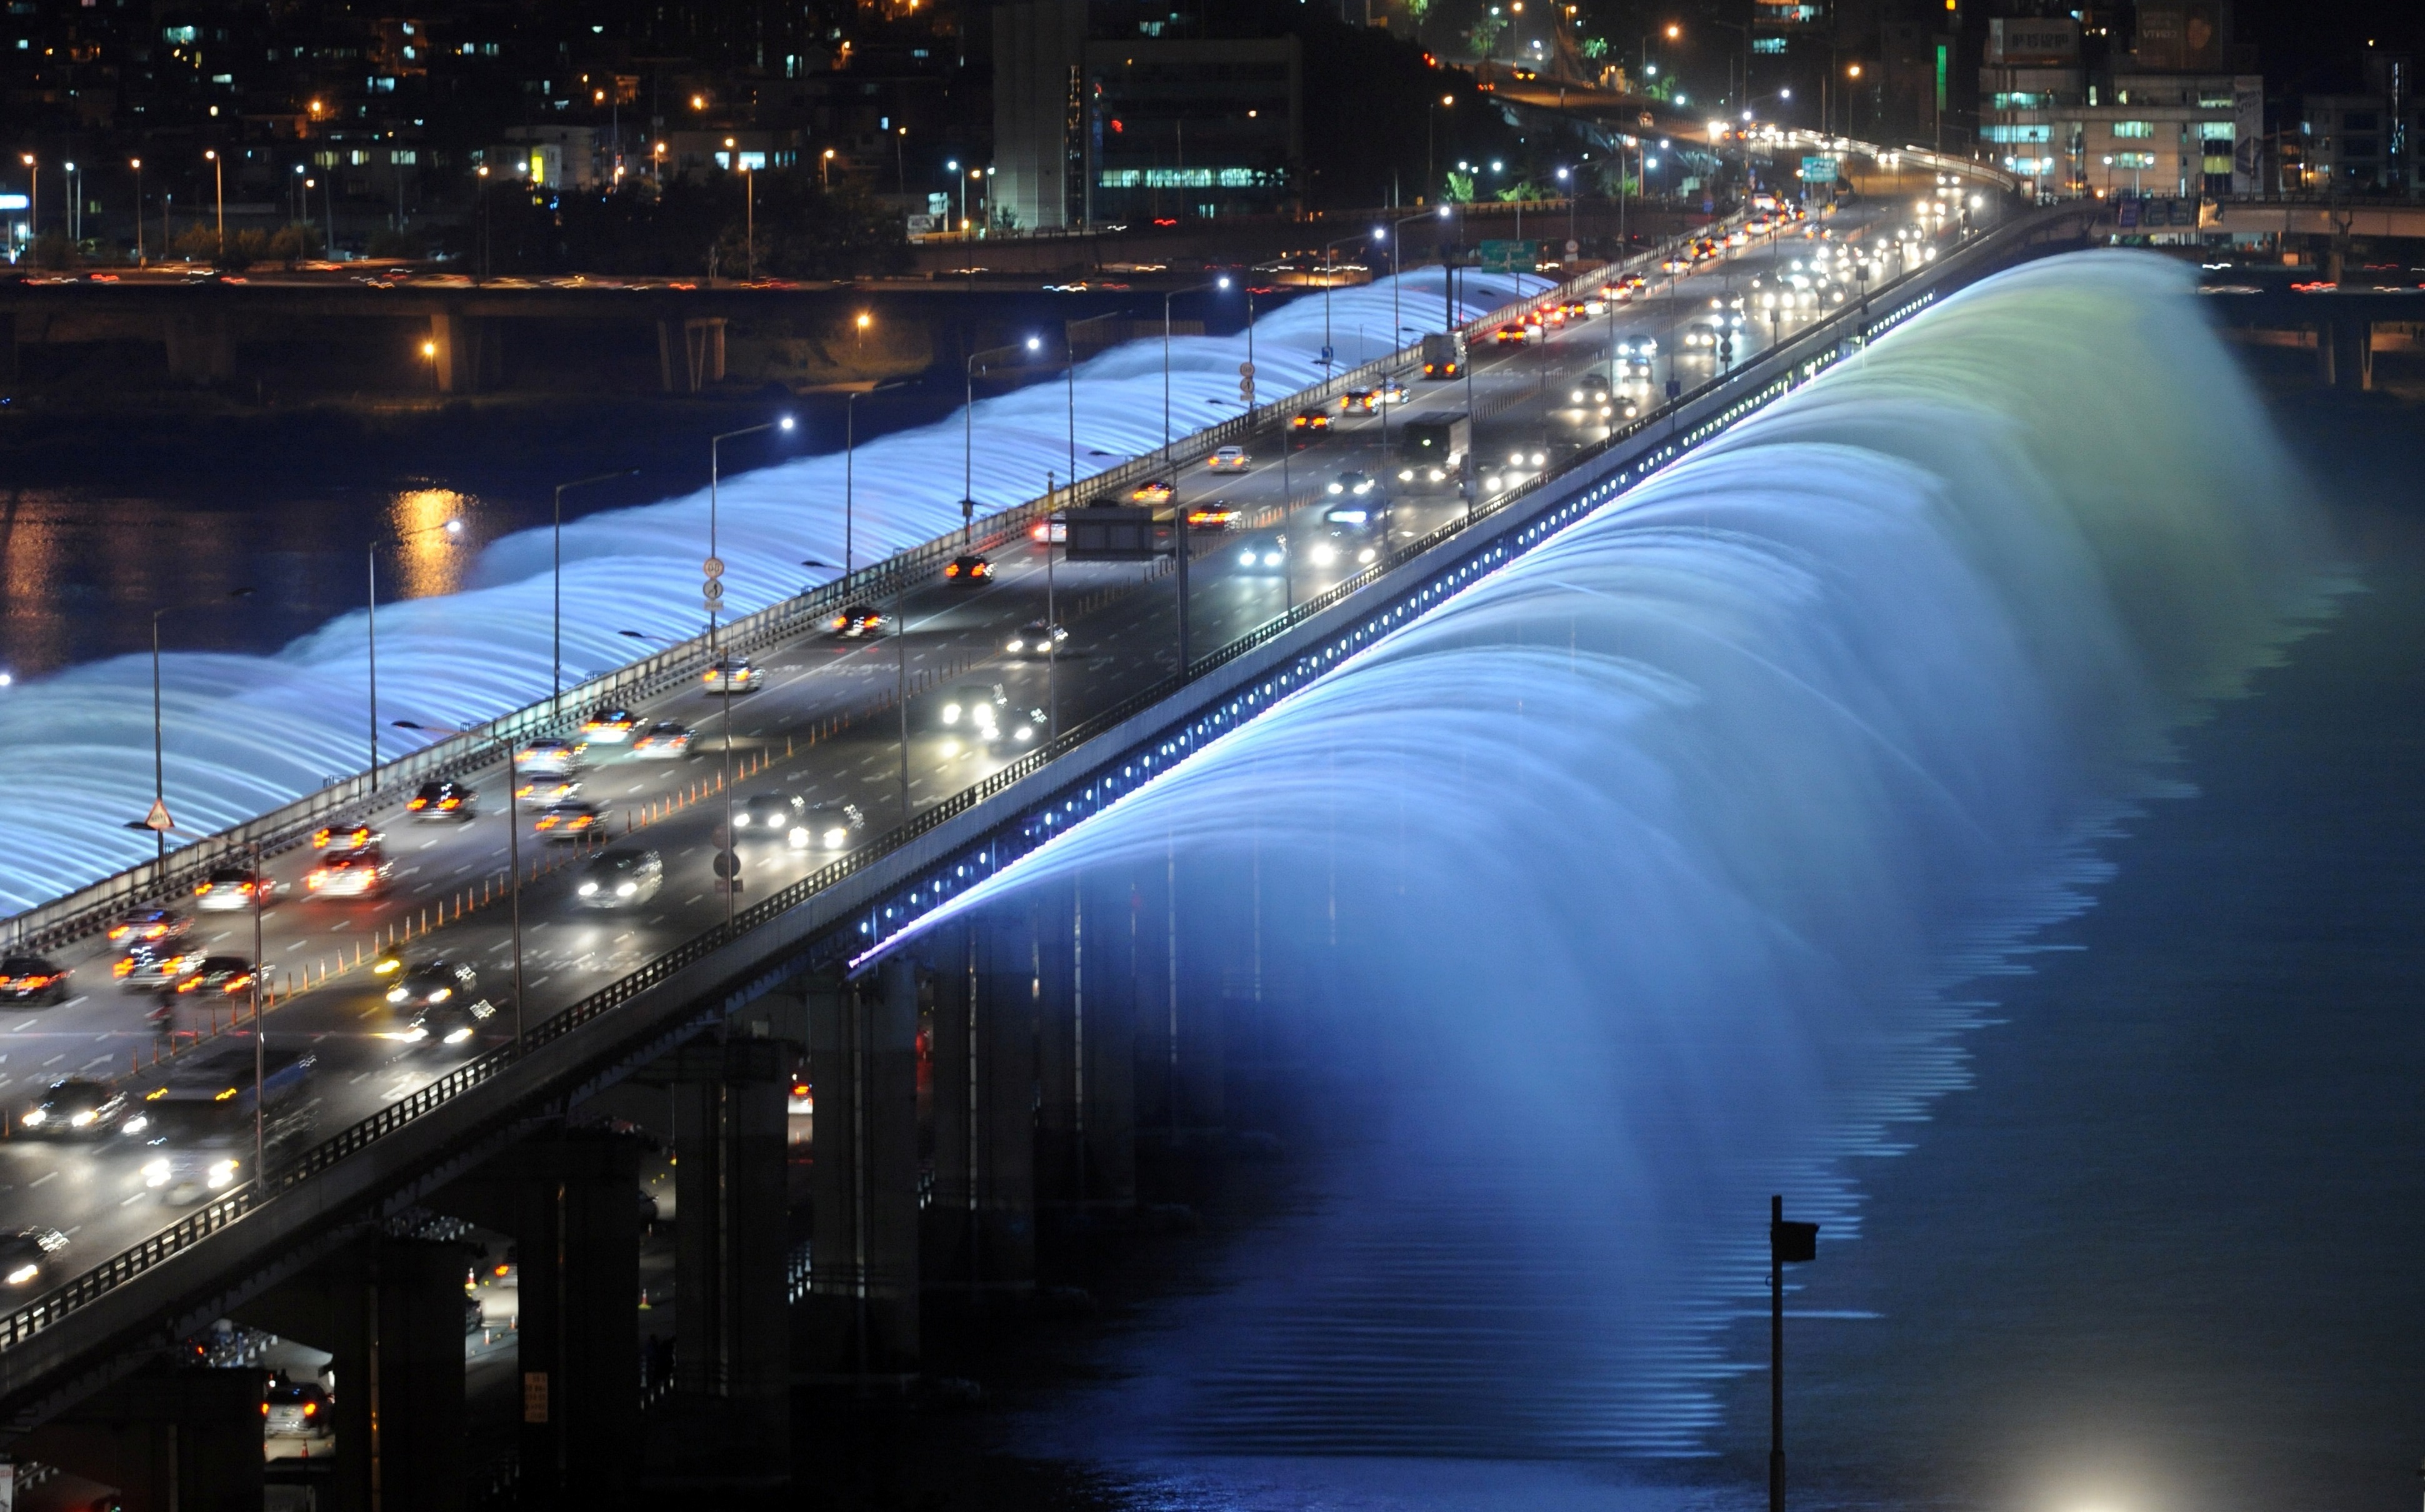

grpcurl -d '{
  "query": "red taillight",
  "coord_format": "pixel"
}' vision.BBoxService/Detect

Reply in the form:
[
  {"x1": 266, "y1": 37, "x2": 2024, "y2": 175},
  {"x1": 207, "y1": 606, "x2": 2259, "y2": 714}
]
[
  {"x1": 303, "y1": 1401, "x2": 317, "y2": 1417},
  {"x1": 440, "y1": 797, "x2": 459, "y2": 809},
  {"x1": 408, "y1": 797, "x2": 428, "y2": 810},
  {"x1": 177, "y1": 978, "x2": 199, "y2": 993},
  {"x1": 113, "y1": 959, "x2": 134, "y2": 978}
]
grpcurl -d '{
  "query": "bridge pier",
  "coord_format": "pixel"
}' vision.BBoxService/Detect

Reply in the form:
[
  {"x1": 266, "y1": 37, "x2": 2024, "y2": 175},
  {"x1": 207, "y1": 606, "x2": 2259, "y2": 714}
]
[
  {"x1": 426, "y1": 312, "x2": 489, "y2": 395},
  {"x1": 431, "y1": 1130, "x2": 642, "y2": 1511},
  {"x1": 12, "y1": 1366, "x2": 262, "y2": 1512},
  {"x1": 649, "y1": 1035, "x2": 793, "y2": 1486},
  {"x1": 161, "y1": 312, "x2": 235, "y2": 385},
  {"x1": 802, "y1": 962, "x2": 922, "y2": 1379},
  {"x1": 2316, "y1": 318, "x2": 2374, "y2": 391},
  {"x1": 656, "y1": 317, "x2": 727, "y2": 393},
  {"x1": 925, "y1": 918, "x2": 1040, "y2": 1300},
  {"x1": 1036, "y1": 879, "x2": 1139, "y2": 1214},
  {"x1": 234, "y1": 1234, "x2": 467, "y2": 1512}
]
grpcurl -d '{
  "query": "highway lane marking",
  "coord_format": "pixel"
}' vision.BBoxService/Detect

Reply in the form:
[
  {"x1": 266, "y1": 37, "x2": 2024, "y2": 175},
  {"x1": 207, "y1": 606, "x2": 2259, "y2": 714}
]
[
  {"x1": 39, "y1": 1055, "x2": 61, "y2": 1067},
  {"x1": 30, "y1": 1173, "x2": 54, "y2": 1188},
  {"x1": 120, "y1": 1193, "x2": 146, "y2": 1207}
]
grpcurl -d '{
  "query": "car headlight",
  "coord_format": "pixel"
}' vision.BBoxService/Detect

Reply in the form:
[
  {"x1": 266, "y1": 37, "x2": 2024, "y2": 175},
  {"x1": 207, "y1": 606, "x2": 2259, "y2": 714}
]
[
  {"x1": 578, "y1": 881, "x2": 599, "y2": 896},
  {"x1": 207, "y1": 1160, "x2": 238, "y2": 1188},
  {"x1": 143, "y1": 1158, "x2": 170, "y2": 1186},
  {"x1": 19, "y1": 1108, "x2": 42, "y2": 1126},
  {"x1": 1397, "y1": 469, "x2": 1413, "y2": 481},
  {"x1": 69, "y1": 1110, "x2": 94, "y2": 1127},
  {"x1": 616, "y1": 881, "x2": 639, "y2": 896},
  {"x1": 732, "y1": 813, "x2": 751, "y2": 827},
  {"x1": 401, "y1": 1025, "x2": 430, "y2": 1042},
  {"x1": 1006, "y1": 639, "x2": 1024, "y2": 653},
  {"x1": 1262, "y1": 552, "x2": 1282, "y2": 567},
  {"x1": 941, "y1": 704, "x2": 961, "y2": 724},
  {"x1": 429, "y1": 987, "x2": 451, "y2": 1003},
  {"x1": 6, "y1": 1264, "x2": 38, "y2": 1286},
  {"x1": 374, "y1": 958, "x2": 401, "y2": 975},
  {"x1": 121, "y1": 1115, "x2": 147, "y2": 1135},
  {"x1": 1239, "y1": 550, "x2": 1256, "y2": 566},
  {"x1": 1358, "y1": 547, "x2": 1378, "y2": 564},
  {"x1": 1310, "y1": 544, "x2": 1336, "y2": 565},
  {"x1": 1014, "y1": 725, "x2": 1034, "y2": 742},
  {"x1": 444, "y1": 1027, "x2": 475, "y2": 1045},
  {"x1": 1569, "y1": 390, "x2": 1583, "y2": 403},
  {"x1": 386, "y1": 987, "x2": 408, "y2": 1003},
  {"x1": 823, "y1": 827, "x2": 849, "y2": 848}
]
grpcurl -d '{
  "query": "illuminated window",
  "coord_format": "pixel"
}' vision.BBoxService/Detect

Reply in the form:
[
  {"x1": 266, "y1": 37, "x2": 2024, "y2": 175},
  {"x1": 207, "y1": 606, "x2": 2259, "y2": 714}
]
[
  {"x1": 2110, "y1": 120, "x2": 2152, "y2": 138},
  {"x1": 2110, "y1": 151, "x2": 2156, "y2": 168}
]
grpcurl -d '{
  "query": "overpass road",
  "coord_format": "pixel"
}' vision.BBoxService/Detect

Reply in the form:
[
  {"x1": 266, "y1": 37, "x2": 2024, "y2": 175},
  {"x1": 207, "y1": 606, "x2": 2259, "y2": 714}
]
[{"x1": 0, "y1": 193, "x2": 1938, "y2": 1318}]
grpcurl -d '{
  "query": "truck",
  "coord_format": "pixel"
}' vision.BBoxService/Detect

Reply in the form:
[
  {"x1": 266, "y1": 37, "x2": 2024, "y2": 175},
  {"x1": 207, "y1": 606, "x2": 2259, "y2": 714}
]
[
  {"x1": 129, "y1": 1040, "x2": 319, "y2": 1203},
  {"x1": 1398, "y1": 415, "x2": 1472, "y2": 489},
  {"x1": 1421, "y1": 331, "x2": 1465, "y2": 379}
]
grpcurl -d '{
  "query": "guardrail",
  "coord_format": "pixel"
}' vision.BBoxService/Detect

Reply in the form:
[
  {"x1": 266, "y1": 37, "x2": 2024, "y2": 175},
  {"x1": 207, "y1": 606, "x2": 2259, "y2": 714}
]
[
  {"x1": 1, "y1": 214, "x2": 1742, "y2": 956},
  {"x1": 0, "y1": 196, "x2": 2059, "y2": 1361}
]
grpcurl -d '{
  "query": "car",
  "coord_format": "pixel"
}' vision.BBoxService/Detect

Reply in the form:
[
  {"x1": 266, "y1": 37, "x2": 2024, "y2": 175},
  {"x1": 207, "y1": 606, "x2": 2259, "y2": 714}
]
[
  {"x1": 0, "y1": 1228, "x2": 68, "y2": 1290},
  {"x1": 517, "y1": 738, "x2": 586, "y2": 777},
  {"x1": 828, "y1": 605, "x2": 884, "y2": 639},
  {"x1": 404, "y1": 992, "x2": 500, "y2": 1048},
  {"x1": 1327, "y1": 470, "x2": 1377, "y2": 497},
  {"x1": 790, "y1": 802, "x2": 868, "y2": 853},
  {"x1": 532, "y1": 800, "x2": 608, "y2": 841},
  {"x1": 262, "y1": 1378, "x2": 331, "y2": 1438},
  {"x1": 731, "y1": 792, "x2": 806, "y2": 835},
  {"x1": 1681, "y1": 322, "x2": 1719, "y2": 349},
  {"x1": 702, "y1": 658, "x2": 760, "y2": 694},
  {"x1": 20, "y1": 1078, "x2": 126, "y2": 1136},
  {"x1": 1129, "y1": 479, "x2": 1175, "y2": 504},
  {"x1": 1340, "y1": 388, "x2": 1377, "y2": 414},
  {"x1": 1234, "y1": 533, "x2": 1290, "y2": 572},
  {"x1": 1290, "y1": 409, "x2": 1331, "y2": 432},
  {"x1": 1208, "y1": 445, "x2": 1249, "y2": 470},
  {"x1": 943, "y1": 554, "x2": 992, "y2": 585},
  {"x1": 1000, "y1": 620, "x2": 1068, "y2": 657},
  {"x1": 0, "y1": 955, "x2": 69, "y2": 1005},
  {"x1": 408, "y1": 780, "x2": 478, "y2": 821},
  {"x1": 514, "y1": 774, "x2": 581, "y2": 807},
  {"x1": 386, "y1": 960, "x2": 478, "y2": 1008},
  {"x1": 114, "y1": 945, "x2": 202, "y2": 993},
  {"x1": 1492, "y1": 324, "x2": 1529, "y2": 346},
  {"x1": 170, "y1": 955, "x2": 256, "y2": 999},
  {"x1": 1377, "y1": 379, "x2": 1409, "y2": 404},
  {"x1": 106, "y1": 909, "x2": 191, "y2": 947},
  {"x1": 575, "y1": 849, "x2": 664, "y2": 908},
  {"x1": 194, "y1": 865, "x2": 276, "y2": 912},
  {"x1": 1559, "y1": 301, "x2": 1590, "y2": 321},
  {"x1": 1481, "y1": 447, "x2": 1552, "y2": 492},
  {"x1": 305, "y1": 845, "x2": 392, "y2": 898},
  {"x1": 629, "y1": 721, "x2": 694, "y2": 760},
  {"x1": 1028, "y1": 514, "x2": 1069, "y2": 544},
  {"x1": 1184, "y1": 502, "x2": 1241, "y2": 530},
  {"x1": 310, "y1": 822, "x2": 380, "y2": 852},
  {"x1": 581, "y1": 707, "x2": 640, "y2": 744}
]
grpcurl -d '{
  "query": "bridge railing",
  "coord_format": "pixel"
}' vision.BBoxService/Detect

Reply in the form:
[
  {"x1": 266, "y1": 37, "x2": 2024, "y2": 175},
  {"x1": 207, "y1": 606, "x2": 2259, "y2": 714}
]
[
  {"x1": 2, "y1": 214, "x2": 1739, "y2": 957},
  {"x1": 0, "y1": 194, "x2": 2057, "y2": 1360}
]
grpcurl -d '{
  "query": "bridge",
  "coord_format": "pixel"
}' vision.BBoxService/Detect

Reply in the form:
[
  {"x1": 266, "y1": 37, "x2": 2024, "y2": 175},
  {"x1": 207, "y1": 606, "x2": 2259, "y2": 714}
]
[{"x1": 0, "y1": 154, "x2": 2081, "y2": 1509}]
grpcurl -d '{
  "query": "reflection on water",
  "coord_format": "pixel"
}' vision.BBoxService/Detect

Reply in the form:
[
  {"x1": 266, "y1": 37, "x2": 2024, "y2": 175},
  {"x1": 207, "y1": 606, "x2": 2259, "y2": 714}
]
[{"x1": 0, "y1": 484, "x2": 484, "y2": 679}]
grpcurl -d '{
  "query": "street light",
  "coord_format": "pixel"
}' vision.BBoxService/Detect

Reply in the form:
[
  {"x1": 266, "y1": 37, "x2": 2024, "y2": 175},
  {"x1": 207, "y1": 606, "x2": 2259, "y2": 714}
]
[
  {"x1": 204, "y1": 148, "x2": 224, "y2": 251},
  {"x1": 148, "y1": 587, "x2": 254, "y2": 875},
  {"x1": 1428, "y1": 93, "x2": 1454, "y2": 197},
  {"x1": 550, "y1": 469, "x2": 640, "y2": 708},
  {"x1": 1381, "y1": 205, "x2": 1451, "y2": 460},
  {"x1": 366, "y1": 516, "x2": 466, "y2": 788},
  {"x1": 706, "y1": 416, "x2": 794, "y2": 927},
  {"x1": 1319, "y1": 232, "x2": 1371, "y2": 366},
  {"x1": 821, "y1": 147, "x2": 835, "y2": 189},
  {"x1": 131, "y1": 157, "x2": 143, "y2": 263},
  {"x1": 18, "y1": 155, "x2": 32, "y2": 245}
]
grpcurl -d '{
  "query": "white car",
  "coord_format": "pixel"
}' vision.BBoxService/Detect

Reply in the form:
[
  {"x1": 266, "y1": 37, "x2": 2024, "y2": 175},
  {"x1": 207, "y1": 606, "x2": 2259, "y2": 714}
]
[{"x1": 1208, "y1": 445, "x2": 1249, "y2": 470}]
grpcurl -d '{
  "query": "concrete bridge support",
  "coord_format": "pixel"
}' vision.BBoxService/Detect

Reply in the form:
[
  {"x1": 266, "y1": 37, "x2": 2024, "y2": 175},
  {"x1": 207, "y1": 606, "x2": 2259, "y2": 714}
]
[
  {"x1": 426, "y1": 312, "x2": 491, "y2": 395},
  {"x1": 2317, "y1": 317, "x2": 2374, "y2": 390},
  {"x1": 431, "y1": 1130, "x2": 642, "y2": 1511},
  {"x1": 656, "y1": 317, "x2": 728, "y2": 392},
  {"x1": 1036, "y1": 880, "x2": 1139, "y2": 1213},
  {"x1": 13, "y1": 1368, "x2": 263, "y2": 1512},
  {"x1": 234, "y1": 1234, "x2": 468, "y2": 1512},
  {"x1": 802, "y1": 963, "x2": 922, "y2": 1378},
  {"x1": 925, "y1": 918, "x2": 1040, "y2": 1298},
  {"x1": 654, "y1": 1035, "x2": 792, "y2": 1485},
  {"x1": 161, "y1": 312, "x2": 236, "y2": 385}
]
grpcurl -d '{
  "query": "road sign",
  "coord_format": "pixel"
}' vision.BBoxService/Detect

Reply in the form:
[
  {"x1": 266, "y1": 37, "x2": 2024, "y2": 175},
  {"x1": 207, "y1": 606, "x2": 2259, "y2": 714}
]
[
  {"x1": 1564, "y1": 238, "x2": 1580, "y2": 257},
  {"x1": 1477, "y1": 239, "x2": 1529, "y2": 272},
  {"x1": 701, "y1": 556, "x2": 724, "y2": 579},
  {"x1": 701, "y1": 579, "x2": 724, "y2": 602},
  {"x1": 1238, "y1": 360, "x2": 1256, "y2": 377},
  {"x1": 142, "y1": 798, "x2": 174, "y2": 833},
  {"x1": 712, "y1": 850, "x2": 740, "y2": 880},
  {"x1": 1239, "y1": 377, "x2": 1256, "y2": 403},
  {"x1": 1799, "y1": 156, "x2": 1839, "y2": 182}
]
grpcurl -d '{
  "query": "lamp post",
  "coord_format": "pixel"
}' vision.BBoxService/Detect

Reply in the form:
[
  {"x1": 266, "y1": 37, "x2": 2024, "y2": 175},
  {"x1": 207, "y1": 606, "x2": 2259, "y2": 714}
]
[
  {"x1": 1379, "y1": 205, "x2": 1452, "y2": 460},
  {"x1": 821, "y1": 147, "x2": 834, "y2": 188},
  {"x1": 1162, "y1": 278, "x2": 1228, "y2": 675},
  {"x1": 204, "y1": 148, "x2": 224, "y2": 251},
  {"x1": 18, "y1": 155, "x2": 32, "y2": 246},
  {"x1": 476, "y1": 164, "x2": 491, "y2": 281},
  {"x1": 149, "y1": 587, "x2": 254, "y2": 875},
  {"x1": 393, "y1": 720, "x2": 525, "y2": 1050},
  {"x1": 707, "y1": 417, "x2": 794, "y2": 928},
  {"x1": 64, "y1": 162, "x2": 76, "y2": 243},
  {"x1": 131, "y1": 157, "x2": 143, "y2": 263},
  {"x1": 1427, "y1": 93, "x2": 1454, "y2": 197},
  {"x1": 367, "y1": 517, "x2": 466, "y2": 789},
  {"x1": 1319, "y1": 232, "x2": 1369, "y2": 367},
  {"x1": 551, "y1": 469, "x2": 639, "y2": 709}
]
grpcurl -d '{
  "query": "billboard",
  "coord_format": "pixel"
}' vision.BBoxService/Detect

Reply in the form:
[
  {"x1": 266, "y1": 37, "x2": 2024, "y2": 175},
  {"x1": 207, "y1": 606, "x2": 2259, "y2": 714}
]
[{"x1": 1987, "y1": 17, "x2": 2079, "y2": 64}]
